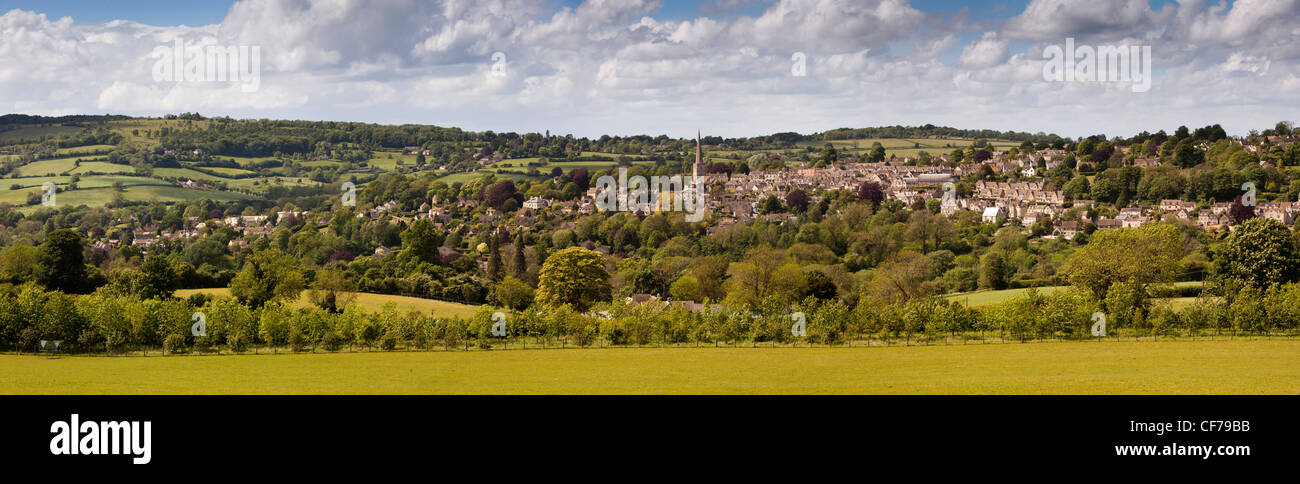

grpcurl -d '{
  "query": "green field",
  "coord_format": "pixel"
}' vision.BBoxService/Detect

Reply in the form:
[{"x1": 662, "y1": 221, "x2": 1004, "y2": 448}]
[
  {"x1": 13, "y1": 156, "x2": 84, "y2": 176},
  {"x1": 3, "y1": 339, "x2": 1298, "y2": 394},
  {"x1": 175, "y1": 288, "x2": 481, "y2": 319},
  {"x1": 68, "y1": 161, "x2": 134, "y2": 175},
  {"x1": 55, "y1": 144, "x2": 116, "y2": 155},
  {"x1": 946, "y1": 282, "x2": 1204, "y2": 308},
  {"x1": 0, "y1": 124, "x2": 84, "y2": 142}
]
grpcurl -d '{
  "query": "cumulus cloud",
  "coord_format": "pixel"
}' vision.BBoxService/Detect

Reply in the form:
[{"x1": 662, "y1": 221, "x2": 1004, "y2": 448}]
[
  {"x1": 958, "y1": 32, "x2": 1008, "y2": 69},
  {"x1": 0, "y1": 0, "x2": 1298, "y2": 139}
]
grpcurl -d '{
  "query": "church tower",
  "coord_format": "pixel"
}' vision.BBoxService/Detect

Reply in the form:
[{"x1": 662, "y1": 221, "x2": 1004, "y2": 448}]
[{"x1": 692, "y1": 130, "x2": 703, "y2": 180}]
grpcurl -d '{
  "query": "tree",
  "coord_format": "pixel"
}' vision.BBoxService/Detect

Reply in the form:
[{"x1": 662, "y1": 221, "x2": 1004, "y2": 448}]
[
  {"x1": 308, "y1": 268, "x2": 357, "y2": 313},
  {"x1": 1174, "y1": 138, "x2": 1202, "y2": 167},
  {"x1": 535, "y1": 247, "x2": 610, "y2": 311},
  {"x1": 759, "y1": 195, "x2": 783, "y2": 214},
  {"x1": 820, "y1": 144, "x2": 838, "y2": 164},
  {"x1": 864, "y1": 252, "x2": 934, "y2": 303},
  {"x1": 138, "y1": 255, "x2": 178, "y2": 299},
  {"x1": 668, "y1": 274, "x2": 703, "y2": 302},
  {"x1": 805, "y1": 270, "x2": 837, "y2": 300},
  {"x1": 1061, "y1": 223, "x2": 1185, "y2": 299},
  {"x1": 401, "y1": 219, "x2": 443, "y2": 263},
  {"x1": 486, "y1": 180, "x2": 519, "y2": 209},
  {"x1": 857, "y1": 182, "x2": 884, "y2": 207},
  {"x1": 785, "y1": 189, "x2": 809, "y2": 212},
  {"x1": 230, "y1": 249, "x2": 305, "y2": 308},
  {"x1": 511, "y1": 233, "x2": 527, "y2": 278},
  {"x1": 491, "y1": 276, "x2": 535, "y2": 310},
  {"x1": 1213, "y1": 217, "x2": 1300, "y2": 288},
  {"x1": 37, "y1": 229, "x2": 88, "y2": 293},
  {"x1": 978, "y1": 250, "x2": 1008, "y2": 290},
  {"x1": 486, "y1": 235, "x2": 503, "y2": 280},
  {"x1": 0, "y1": 244, "x2": 39, "y2": 284},
  {"x1": 1228, "y1": 196, "x2": 1255, "y2": 225}
]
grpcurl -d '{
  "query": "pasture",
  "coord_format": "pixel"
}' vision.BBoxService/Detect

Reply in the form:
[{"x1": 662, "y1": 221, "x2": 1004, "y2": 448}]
[
  {"x1": 174, "y1": 288, "x2": 481, "y2": 319},
  {"x1": 3, "y1": 339, "x2": 1298, "y2": 394},
  {"x1": 945, "y1": 282, "x2": 1204, "y2": 308}
]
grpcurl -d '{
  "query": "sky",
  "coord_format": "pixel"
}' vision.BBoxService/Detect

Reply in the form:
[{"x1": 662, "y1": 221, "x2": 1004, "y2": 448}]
[{"x1": 0, "y1": 0, "x2": 1296, "y2": 139}]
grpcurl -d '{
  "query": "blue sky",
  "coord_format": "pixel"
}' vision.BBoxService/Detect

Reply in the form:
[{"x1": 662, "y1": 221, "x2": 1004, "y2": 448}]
[
  {"x1": 0, "y1": 0, "x2": 232, "y2": 25},
  {"x1": 0, "y1": 0, "x2": 1293, "y2": 139},
  {"x1": 1, "y1": 0, "x2": 1034, "y2": 25}
]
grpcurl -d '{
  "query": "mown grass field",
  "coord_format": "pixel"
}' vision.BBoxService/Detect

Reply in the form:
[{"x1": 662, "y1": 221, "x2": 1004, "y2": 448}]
[
  {"x1": 3, "y1": 339, "x2": 1298, "y2": 394},
  {"x1": 174, "y1": 288, "x2": 481, "y2": 319},
  {"x1": 945, "y1": 282, "x2": 1204, "y2": 308}
]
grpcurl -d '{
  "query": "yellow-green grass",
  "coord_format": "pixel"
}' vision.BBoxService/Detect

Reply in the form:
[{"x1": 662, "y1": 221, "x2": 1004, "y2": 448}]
[
  {"x1": 152, "y1": 167, "x2": 231, "y2": 182},
  {"x1": 175, "y1": 288, "x2": 480, "y2": 319},
  {"x1": 299, "y1": 160, "x2": 342, "y2": 168},
  {"x1": 13, "y1": 156, "x2": 85, "y2": 176},
  {"x1": 120, "y1": 185, "x2": 256, "y2": 202},
  {"x1": 106, "y1": 119, "x2": 213, "y2": 145},
  {"x1": 11, "y1": 184, "x2": 256, "y2": 213},
  {"x1": 0, "y1": 124, "x2": 84, "y2": 142},
  {"x1": 435, "y1": 171, "x2": 531, "y2": 185},
  {"x1": 4, "y1": 339, "x2": 1299, "y2": 394},
  {"x1": 946, "y1": 282, "x2": 1203, "y2": 308},
  {"x1": 367, "y1": 153, "x2": 424, "y2": 171},
  {"x1": 2, "y1": 175, "x2": 70, "y2": 189},
  {"x1": 945, "y1": 286, "x2": 1072, "y2": 307},
  {"x1": 55, "y1": 144, "x2": 116, "y2": 155},
  {"x1": 75, "y1": 176, "x2": 170, "y2": 189},
  {"x1": 68, "y1": 161, "x2": 135, "y2": 175},
  {"x1": 191, "y1": 165, "x2": 256, "y2": 177},
  {"x1": 226, "y1": 176, "x2": 317, "y2": 192}
]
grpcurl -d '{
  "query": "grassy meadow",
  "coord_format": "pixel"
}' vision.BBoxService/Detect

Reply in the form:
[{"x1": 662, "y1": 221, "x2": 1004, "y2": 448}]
[
  {"x1": 174, "y1": 288, "x2": 481, "y2": 319},
  {"x1": 3, "y1": 339, "x2": 1299, "y2": 394},
  {"x1": 945, "y1": 282, "x2": 1205, "y2": 309}
]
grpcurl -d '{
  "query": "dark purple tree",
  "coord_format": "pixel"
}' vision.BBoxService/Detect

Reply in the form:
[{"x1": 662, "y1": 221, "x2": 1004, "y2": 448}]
[
  {"x1": 486, "y1": 180, "x2": 518, "y2": 209},
  {"x1": 1229, "y1": 196, "x2": 1256, "y2": 225},
  {"x1": 570, "y1": 167, "x2": 590, "y2": 190},
  {"x1": 857, "y1": 181, "x2": 884, "y2": 207},
  {"x1": 785, "y1": 189, "x2": 809, "y2": 212}
]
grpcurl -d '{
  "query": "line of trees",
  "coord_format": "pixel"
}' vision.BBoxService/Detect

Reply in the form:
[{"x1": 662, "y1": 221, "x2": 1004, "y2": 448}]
[{"x1": 4, "y1": 280, "x2": 1300, "y2": 356}]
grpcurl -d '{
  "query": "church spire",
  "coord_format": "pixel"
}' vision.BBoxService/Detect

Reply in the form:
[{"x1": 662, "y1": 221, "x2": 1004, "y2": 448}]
[
  {"x1": 693, "y1": 130, "x2": 703, "y2": 179},
  {"x1": 695, "y1": 130, "x2": 702, "y2": 167}
]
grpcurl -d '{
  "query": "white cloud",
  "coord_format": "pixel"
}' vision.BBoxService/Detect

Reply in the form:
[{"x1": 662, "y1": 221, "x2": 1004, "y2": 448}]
[
  {"x1": 0, "y1": 1, "x2": 1298, "y2": 139},
  {"x1": 958, "y1": 32, "x2": 1008, "y2": 69}
]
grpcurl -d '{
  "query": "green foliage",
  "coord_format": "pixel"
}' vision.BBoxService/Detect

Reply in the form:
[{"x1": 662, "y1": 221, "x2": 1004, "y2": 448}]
[
  {"x1": 230, "y1": 249, "x2": 305, "y2": 308},
  {"x1": 400, "y1": 219, "x2": 444, "y2": 263},
  {"x1": 37, "y1": 229, "x2": 88, "y2": 293},
  {"x1": 1212, "y1": 217, "x2": 1300, "y2": 288},
  {"x1": 1062, "y1": 223, "x2": 1185, "y2": 299},
  {"x1": 490, "y1": 276, "x2": 534, "y2": 310},
  {"x1": 535, "y1": 247, "x2": 610, "y2": 311}
]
